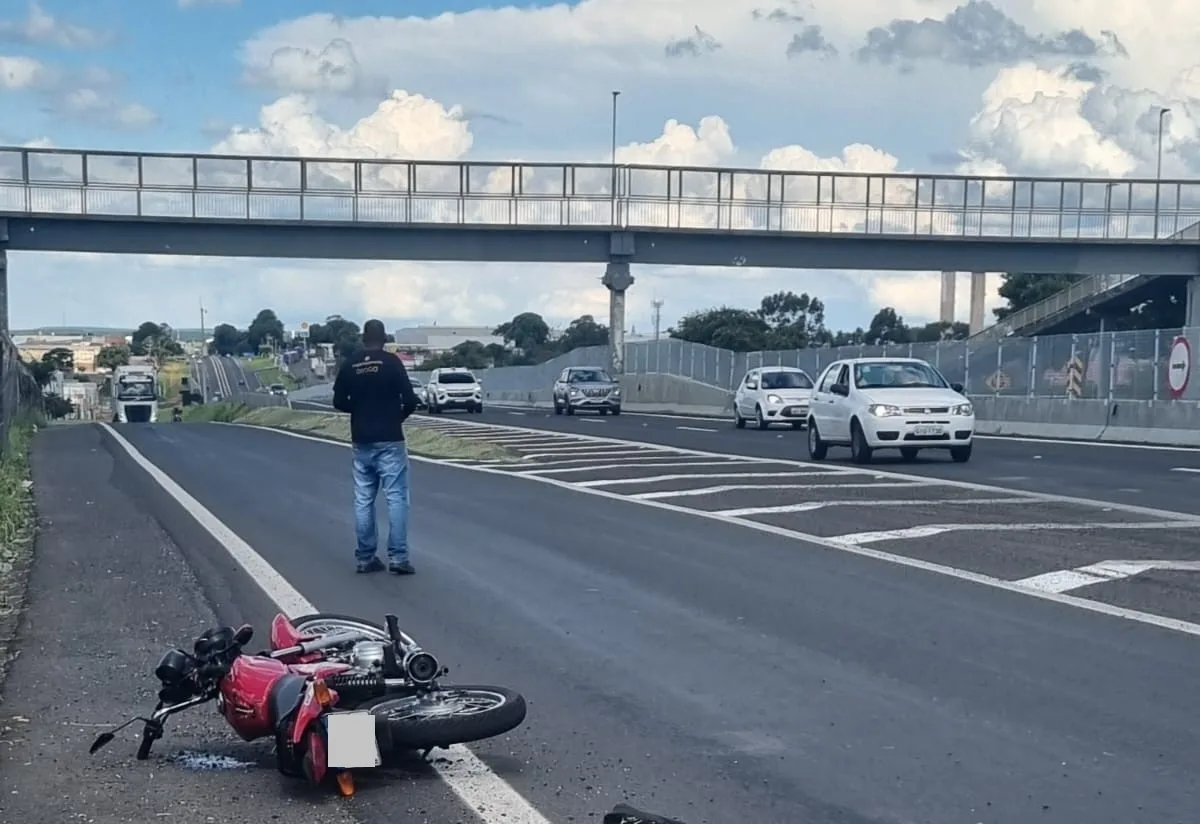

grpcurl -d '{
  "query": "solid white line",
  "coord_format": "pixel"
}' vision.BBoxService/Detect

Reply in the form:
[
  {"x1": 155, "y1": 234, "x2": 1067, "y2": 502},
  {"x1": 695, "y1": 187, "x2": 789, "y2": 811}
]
[
  {"x1": 520, "y1": 449, "x2": 660, "y2": 460},
  {"x1": 831, "y1": 521, "x2": 1200, "y2": 546},
  {"x1": 1170, "y1": 467, "x2": 1200, "y2": 473},
  {"x1": 227, "y1": 421, "x2": 1200, "y2": 638},
  {"x1": 1015, "y1": 560, "x2": 1200, "y2": 593},
  {"x1": 576, "y1": 471, "x2": 846, "y2": 488},
  {"x1": 716, "y1": 498, "x2": 1023, "y2": 517},
  {"x1": 98, "y1": 423, "x2": 552, "y2": 824},
  {"x1": 517, "y1": 460, "x2": 751, "y2": 475},
  {"x1": 632, "y1": 482, "x2": 926, "y2": 500},
  {"x1": 677, "y1": 426, "x2": 717, "y2": 432}
]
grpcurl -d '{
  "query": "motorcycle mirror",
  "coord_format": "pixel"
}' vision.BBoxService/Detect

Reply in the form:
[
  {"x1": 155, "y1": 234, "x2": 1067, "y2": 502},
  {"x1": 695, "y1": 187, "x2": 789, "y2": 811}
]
[{"x1": 233, "y1": 625, "x2": 253, "y2": 646}]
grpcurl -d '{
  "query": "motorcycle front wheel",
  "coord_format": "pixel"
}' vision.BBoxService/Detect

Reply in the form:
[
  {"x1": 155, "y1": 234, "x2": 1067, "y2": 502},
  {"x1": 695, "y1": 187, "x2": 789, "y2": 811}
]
[
  {"x1": 364, "y1": 685, "x2": 527, "y2": 751},
  {"x1": 288, "y1": 613, "x2": 391, "y2": 643}
]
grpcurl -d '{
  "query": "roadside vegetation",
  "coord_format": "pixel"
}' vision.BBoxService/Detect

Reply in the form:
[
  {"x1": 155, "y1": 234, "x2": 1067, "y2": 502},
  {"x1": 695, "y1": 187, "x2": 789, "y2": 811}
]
[
  {"x1": 181, "y1": 403, "x2": 516, "y2": 461},
  {"x1": 0, "y1": 420, "x2": 38, "y2": 689}
]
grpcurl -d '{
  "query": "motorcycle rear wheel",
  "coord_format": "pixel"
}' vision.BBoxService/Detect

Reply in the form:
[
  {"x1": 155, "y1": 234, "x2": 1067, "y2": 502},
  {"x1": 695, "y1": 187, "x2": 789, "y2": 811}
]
[{"x1": 364, "y1": 685, "x2": 527, "y2": 751}]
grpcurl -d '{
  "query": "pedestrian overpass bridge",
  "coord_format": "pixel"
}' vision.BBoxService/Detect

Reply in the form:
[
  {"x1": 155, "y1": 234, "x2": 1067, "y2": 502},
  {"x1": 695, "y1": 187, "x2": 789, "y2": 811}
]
[{"x1": 2, "y1": 144, "x2": 1200, "y2": 369}]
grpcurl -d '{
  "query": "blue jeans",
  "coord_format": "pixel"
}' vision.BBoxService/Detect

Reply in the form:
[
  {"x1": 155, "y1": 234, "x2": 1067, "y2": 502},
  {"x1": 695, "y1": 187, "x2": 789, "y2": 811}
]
[{"x1": 352, "y1": 441, "x2": 410, "y2": 563}]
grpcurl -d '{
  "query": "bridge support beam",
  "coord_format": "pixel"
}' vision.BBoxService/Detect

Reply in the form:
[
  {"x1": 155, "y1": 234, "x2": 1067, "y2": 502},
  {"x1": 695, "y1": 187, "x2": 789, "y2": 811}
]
[
  {"x1": 939, "y1": 271, "x2": 956, "y2": 324},
  {"x1": 969, "y1": 271, "x2": 987, "y2": 334},
  {"x1": 602, "y1": 261, "x2": 633, "y2": 374}
]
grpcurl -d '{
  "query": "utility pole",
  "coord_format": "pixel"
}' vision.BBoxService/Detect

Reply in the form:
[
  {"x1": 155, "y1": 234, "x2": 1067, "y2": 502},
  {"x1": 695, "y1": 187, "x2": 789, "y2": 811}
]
[
  {"x1": 199, "y1": 298, "x2": 208, "y2": 402},
  {"x1": 1155, "y1": 106, "x2": 1171, "y2": 238},
  {"x1": 651, "y1": 298, "x2": 663, "y2": 340},
  {"x1": 610, "y1": 90, "x2": 620, "y2": 226}
]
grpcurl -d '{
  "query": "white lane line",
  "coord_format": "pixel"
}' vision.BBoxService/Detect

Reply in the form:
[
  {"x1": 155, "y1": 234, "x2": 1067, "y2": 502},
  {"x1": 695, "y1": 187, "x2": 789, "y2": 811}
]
[
  {"x1": 677, "y1": 426, "x2": 717, "y2": 433},
  {"x1": 520, "y1": 449, "x2": 661, "y2": 460},
  {"x1": 507, "y1": 411, "x2": 526, "y2": 416},
  {"x1": 831, "y1": 521, "x2": 1200, "y2": 546},
  {"x1": 225, "y1": 421, "x2": 1200, "y2": 639},
  {"x1": 400, "y1": 414, "x2": 1200, "y2": 521},
  {"x1": 636, "y1": 482, "x2": 926, "y2": 501},
  {"x1": 1170, "y1": 467, "x2": 1200, "y2": 473},
  {"x1": 99, "y1": 423, "x2": 552, "y2": 824},
  {"x1": 577, "y1": 471, "x2": 870, "y2": 488},
  {"x1": 577, "y1": 418, "x2": 606, "y2": 424},
  {"x1": 717, "y1": 498, "x2": 1023, "y2": 517},
  {"x1": 1015, "y1": 560, "x2": 1200, "y2": 593},
  {"x1": 518, "y1": 460, "x2": 752, "y2": 475}
]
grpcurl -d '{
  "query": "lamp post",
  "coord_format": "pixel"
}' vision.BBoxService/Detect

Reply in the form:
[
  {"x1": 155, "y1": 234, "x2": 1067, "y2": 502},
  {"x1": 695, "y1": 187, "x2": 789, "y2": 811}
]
[
  {"x1": 610, "y1": 90, "x2": 620, "y2": 226},
  {"x1": 1154, "y1": 106, "x2": 1171, "y2": 238}
]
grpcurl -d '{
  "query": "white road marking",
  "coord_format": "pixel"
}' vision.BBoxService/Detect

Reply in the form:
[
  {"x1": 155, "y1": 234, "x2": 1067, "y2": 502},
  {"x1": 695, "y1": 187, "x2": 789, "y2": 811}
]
[
  {"x1": 518, "y1": 460, "x2": 750, "y2": 475},
  {"x1": 229, "y1": 421, "x2": 1200, "y2": 638},
  {"x1": 715, "y1": 498, "x2": 1023, "y2": 517},
  {"x1": 632, "y1": 482, "x2": 926, "y2": 500},
  {"x1": 520, "y1": 449, "x2": 660, "y2": 460},
  {"x1": 218, "y1": 424, "x2": 1200, "y2": 642},
  {"x1": 576, "y1": 471, "x2": 837, "y2": 488},
  {"x1": 1170, "y1": 467, "x2": 1200, "y2": 473},
  {"x1": 677, "y1": 426, "x2": 717, "y2": 432},
  {"x1": 577, "y1": 418, "x2": 606, "y2": 424},
  {"x1": 99, "y1": 423, "x2": 553, "y2": 824},
  {"x1": 830, "y1": 521, "x2": 1200, "y2": 546},
  {"x1": 1016, "y1": 560, "x2": 1200, "y2": 593}
]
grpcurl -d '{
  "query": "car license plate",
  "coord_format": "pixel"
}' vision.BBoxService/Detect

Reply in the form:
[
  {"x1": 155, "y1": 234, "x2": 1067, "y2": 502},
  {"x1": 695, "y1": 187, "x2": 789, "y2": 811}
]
[
  {"x1": 913, "y1": 424, "x2": 944, "y2": 436},
  {"x1": 325, "y1": 711, "x2": 381, "y2": 769},
  {"x1": 782, "y1": 406, "x2": 805, "y2": 417}
]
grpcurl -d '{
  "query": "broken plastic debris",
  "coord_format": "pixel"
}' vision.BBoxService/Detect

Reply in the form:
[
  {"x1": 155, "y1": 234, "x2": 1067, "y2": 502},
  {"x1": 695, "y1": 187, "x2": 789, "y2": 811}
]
[{"x1": 167, "y1": 751, "x2": 254, "y2": 771}]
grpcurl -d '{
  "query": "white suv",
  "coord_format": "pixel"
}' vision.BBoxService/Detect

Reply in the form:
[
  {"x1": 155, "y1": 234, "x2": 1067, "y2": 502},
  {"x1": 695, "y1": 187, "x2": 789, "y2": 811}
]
[
  {"x1": 805, "y1": 357, "x2": 974, "y2": 463},
  {"x1": 733, "y1": 366, "x2": 814, "y2": 429},
  {"x1": 425, "y1": 367, "x2": 483, "y2": 414}
]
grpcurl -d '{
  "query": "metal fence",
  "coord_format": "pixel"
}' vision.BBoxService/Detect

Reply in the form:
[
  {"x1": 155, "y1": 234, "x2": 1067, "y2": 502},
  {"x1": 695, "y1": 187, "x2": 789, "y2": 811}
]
[
  {"x1": 0, "y1": 333, "x2": 44, "y2": 455},
  {"x1": 459, "y1": 326, "x2": 1194, "y2": 403}
]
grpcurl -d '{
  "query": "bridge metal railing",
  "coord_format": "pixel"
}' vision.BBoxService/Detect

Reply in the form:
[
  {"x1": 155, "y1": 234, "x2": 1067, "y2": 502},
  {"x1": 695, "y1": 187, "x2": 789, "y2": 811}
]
[
  {"x1": 378, "y1": 327, "x2": 1190, "y2": 404},
  {"x1": 4, "y1": 146, "x2": 1200, "y2": 240},
  {"x1": 969, "y1": 273, "x2": 1145, "y2": 343}
]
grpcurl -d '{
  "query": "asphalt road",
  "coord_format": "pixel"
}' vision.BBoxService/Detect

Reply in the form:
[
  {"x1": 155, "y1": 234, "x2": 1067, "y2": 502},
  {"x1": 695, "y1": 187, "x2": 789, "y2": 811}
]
[
  {"x1": 464, "y1": 404, "x2": 1200, "y2": 515},
  {"x1": 60, "y1": 420, "x2": 1200, "y2": 823}
]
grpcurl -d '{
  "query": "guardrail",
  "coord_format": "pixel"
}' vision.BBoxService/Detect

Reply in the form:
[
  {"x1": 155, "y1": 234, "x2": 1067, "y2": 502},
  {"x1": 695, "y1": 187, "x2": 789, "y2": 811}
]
[{"x1": 4, "y1": 146, "x2": 1200, "y2": 239}]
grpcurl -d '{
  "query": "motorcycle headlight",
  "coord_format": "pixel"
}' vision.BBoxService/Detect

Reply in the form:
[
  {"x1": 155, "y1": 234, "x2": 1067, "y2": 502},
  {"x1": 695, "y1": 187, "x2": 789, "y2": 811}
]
[
  {"x1": 952, "y1": 402, "x2": 973, "y2": 416},
  {"x1": 766, "y1": 394, "x2": 782, "y2": 404},
  {"x1": 868, "y1": 404, "x2": 902, "y2": 417}
]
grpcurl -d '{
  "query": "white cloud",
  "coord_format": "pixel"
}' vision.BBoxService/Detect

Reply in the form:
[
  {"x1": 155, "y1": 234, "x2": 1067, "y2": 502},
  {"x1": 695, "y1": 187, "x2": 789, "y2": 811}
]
[
  {"x1": 244, "y1": 37, "x2": 375, "y2": 96},
  {"x1": 0, "y1": 54, "x2": 54, "y2": 90},
  {"x1": 0, "y1": 1, "x2": 111, "y2": 49},
  {"x1": 51, "y1": 87, "x2": 159, "y2": 131}
]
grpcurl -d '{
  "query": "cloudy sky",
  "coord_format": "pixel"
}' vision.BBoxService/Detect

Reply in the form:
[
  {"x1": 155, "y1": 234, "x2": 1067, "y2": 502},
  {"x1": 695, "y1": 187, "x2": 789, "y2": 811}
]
[{"x1": 0, "y1": 0, "x2": 1193, "y2": 334}]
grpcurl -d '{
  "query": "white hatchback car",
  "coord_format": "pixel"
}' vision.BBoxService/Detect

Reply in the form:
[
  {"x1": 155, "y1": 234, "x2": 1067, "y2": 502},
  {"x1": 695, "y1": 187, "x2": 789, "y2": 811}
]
[
  {"x1": 805, "y1": 357, "x2": 974, "y2": 463},
  {"x1": 733, "y1": 366, "x2": 814, "y2": 430}
]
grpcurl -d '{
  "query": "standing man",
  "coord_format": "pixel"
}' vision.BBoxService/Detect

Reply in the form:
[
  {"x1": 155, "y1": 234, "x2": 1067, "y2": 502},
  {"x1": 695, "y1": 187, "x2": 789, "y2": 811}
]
[{"x1": 332, "y1": 319, "x2": 420, "y2": 575}]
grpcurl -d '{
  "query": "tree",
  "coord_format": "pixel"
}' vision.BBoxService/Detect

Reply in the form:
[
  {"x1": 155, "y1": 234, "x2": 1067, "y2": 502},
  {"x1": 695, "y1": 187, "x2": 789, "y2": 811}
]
[
  {"x1": 97, "y1": 345, "x2": 130, "y2": 370},
  {"x1": 308, "y1": 315, "x2": 361, "y2": 359},
  {"x1": 421, "y1": 340, "x2": 491, "y2": 370},
  {"x1": 131, "y1": 321, "x2": 163, "y2": 354},
  {"x1": 864, "y1": 307, "x2": 910, "y2": 345},
  {"x1": 43, "y1": 393, "x2": 74, "y2": 419},
  {"x1": 494, "y1": 312, "x2": 550, "y2": 352},
  {"x1": 25, "y1": 359, "x2": 54, "y2": 387},
  {"x1": 247, "y1": 309, "x2": 285, "y2": 352},
  {"x1": 755, "y1": 291, "x2": 828, "y2": 349},
  {"x1": 130, "y1": 321, "x2": 183, "y2": 360},
  {"x1": 670, "y1": 307, "x2": 771, "y2": 351},
  {"x1": 210, "y1": 323, "x2": 244, "y2": 355},
  {"x1": 42, "y1": 347, "x2": 74, "y2": 373},
  {"x1": 556, "y1": 314, "x2": 609, "y2": 352},
  {"x1": 993, "y1": 272, "x2": 1085, "y2": 320},
  {"x1": 911, "y1": 321, "x2": 970, "y2": 342}
]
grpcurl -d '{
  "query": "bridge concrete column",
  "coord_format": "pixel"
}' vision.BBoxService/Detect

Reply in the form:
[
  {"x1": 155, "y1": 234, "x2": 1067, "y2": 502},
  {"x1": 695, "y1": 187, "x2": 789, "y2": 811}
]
[
  {"x1": 939, "y1": 271, "x2": 956, "y2": 324},
  {"x1": 0, "y1": 241, "x2": 8, "y2": 337},
  {"x1": 602, "y1": 261, "x2": 633, "y2": 374},
  {"x1": 968, "y1": 271, "x2": 987, "y2": 334}
]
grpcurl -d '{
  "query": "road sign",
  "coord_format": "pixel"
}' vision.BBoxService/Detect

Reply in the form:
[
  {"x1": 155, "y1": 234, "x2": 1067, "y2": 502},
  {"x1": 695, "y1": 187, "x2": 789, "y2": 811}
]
[
  {"x1": 300, "y1": 322, "x2": 309, "y2": 330},
  {"x1": 984, "y1": 370, "x2": 1010, "y2": 392},
  {"x1": 1167, "y1": 335, "x2": 1191, "y2": 399}
]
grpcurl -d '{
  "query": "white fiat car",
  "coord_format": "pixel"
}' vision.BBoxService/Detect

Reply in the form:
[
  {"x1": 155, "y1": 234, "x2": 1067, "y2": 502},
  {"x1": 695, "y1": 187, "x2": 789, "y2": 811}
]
[
  {"x1": 805, "y1": 357, "x2": 974, "y2": 463},
  {"x1": 733, "y1": 366, "x2": 814, "y2": 429}
]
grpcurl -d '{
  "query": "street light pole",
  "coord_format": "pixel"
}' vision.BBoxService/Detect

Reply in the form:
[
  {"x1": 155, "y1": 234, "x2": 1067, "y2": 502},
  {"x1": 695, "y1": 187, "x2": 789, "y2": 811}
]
[
  {"x1": 1155, "y1": 106, "x2": 1171, "y2": 238},
  {"x1": 610, "y1": 90, "x2": 620, "y2": 226},
  {"x1": 199, "y1": 298, "x2": 208, "y2": 402}
]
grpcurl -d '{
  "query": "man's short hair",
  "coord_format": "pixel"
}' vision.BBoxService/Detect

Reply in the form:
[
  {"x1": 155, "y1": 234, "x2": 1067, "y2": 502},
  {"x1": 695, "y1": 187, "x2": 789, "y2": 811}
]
[{"x1": 362, "y1": 319, "x2": 387, "y2": 346}]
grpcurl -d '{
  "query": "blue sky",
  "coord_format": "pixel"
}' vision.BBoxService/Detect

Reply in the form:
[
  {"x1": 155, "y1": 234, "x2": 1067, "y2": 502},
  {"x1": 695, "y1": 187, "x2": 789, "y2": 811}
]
[{"x1": 1, "y1": 1, "x2": 1191, "y2": 333}]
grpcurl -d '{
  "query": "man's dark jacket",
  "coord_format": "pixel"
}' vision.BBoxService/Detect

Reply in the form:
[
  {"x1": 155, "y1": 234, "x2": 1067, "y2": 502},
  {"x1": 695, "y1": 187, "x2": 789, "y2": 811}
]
[{"x1": 332, "y1": 347, "x2": 420, "y2": 444}]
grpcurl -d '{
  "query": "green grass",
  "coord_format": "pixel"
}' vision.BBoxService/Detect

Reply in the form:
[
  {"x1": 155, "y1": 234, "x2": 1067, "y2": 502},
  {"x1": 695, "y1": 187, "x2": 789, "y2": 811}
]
[
  {"x1": 157, "y1": 359, "x2": 189, "y2": 400},
  {"x1": 0, "y1": 420, "x2": 38, "y2": 685},
  {"x1": 182, "y1": 403, "x2": 517, "y2": 461}
]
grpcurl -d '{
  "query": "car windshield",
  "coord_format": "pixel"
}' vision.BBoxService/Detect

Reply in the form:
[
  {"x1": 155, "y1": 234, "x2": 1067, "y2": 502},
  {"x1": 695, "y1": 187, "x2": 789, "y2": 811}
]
[
  {"x1": 854, "y1": 361, "x2": 947, "y2": 389},
  {"x1": 437, "y1": 372, "x2": 476, "y2": 384},
  {"x1": 760, "y1": 370, "x2": 812, "y2": 389},
  {"x1": 568, "y1": 369, "x2": 612, "y2": 383}
]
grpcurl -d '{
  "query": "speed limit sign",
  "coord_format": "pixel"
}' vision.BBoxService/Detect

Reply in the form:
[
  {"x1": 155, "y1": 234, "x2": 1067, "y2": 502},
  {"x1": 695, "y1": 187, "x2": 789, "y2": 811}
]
[{"x1": 1167, "y1": 335, "x2": 1191, "y2": 399}]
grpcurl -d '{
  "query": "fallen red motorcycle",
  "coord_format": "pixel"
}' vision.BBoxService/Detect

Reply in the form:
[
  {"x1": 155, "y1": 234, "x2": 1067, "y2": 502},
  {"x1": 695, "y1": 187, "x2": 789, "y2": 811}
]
[{"x1": 89, "y1": 611, "x2": 527, "y2": 796}]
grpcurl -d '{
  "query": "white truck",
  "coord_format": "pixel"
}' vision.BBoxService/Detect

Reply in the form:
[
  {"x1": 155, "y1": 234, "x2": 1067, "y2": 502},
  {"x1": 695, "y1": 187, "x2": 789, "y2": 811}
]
[{"x1": 112, "y1": 359, "x2": 158, "y2": 423}]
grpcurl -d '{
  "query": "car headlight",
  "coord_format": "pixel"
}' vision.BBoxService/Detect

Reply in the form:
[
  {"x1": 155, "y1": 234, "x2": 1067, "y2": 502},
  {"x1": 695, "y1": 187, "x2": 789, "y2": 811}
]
[
  {"x1": 569, "y1": 387, "x2": 581, "y2": 395},
  {"x1": 952, "y1": 403, "x2": 973, "y2": 416},
  {"x1": 766, "y1": 393, "x2": 782, "y2": 404},
  {"x1": 867, "y1": 404, "x2": 902, "y2": 417}
]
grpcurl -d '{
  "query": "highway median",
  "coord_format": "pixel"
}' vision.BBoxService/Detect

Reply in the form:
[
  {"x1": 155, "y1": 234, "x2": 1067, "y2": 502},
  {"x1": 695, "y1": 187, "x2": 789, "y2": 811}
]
[{"x1": 181, "y1": 402, "x2": 518, "y2": 461}]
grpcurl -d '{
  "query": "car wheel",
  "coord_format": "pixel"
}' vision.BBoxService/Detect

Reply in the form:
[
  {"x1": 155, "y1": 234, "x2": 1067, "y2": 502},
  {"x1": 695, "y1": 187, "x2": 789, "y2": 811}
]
[
  {"x1": 790, "y1": 421, "x2": 803, "y2": 430},
  {"x1": 900, "y1": 447, "x2": 919, "y2": 461},
  {"x1": 806, "y1": 419, "x2": 828, "y2": 460},
  {"x1": 565, "y1": 405, "x2": 574, "y2": 415},
  {"x1": 850, "y1": 420, "x2": 873, "y2": 464},
  {"x1": 553, "y1": 400, "x2": 562, "y2": 415},
  {"x1": 755, "y1": 405, "x2": 769, "y2": 430},
  {"x1": 598, "y1": 409, "x2": 608, "y2": 415},
  {"x1": 734, "y1": 407, "x2": 746, "y2": 429},
  {"x1": 950, "y1": 444, "x2": 972, "y2": 463},
  {"x1": 611, "y1": 407, "x2": 621, "y2": 416}
]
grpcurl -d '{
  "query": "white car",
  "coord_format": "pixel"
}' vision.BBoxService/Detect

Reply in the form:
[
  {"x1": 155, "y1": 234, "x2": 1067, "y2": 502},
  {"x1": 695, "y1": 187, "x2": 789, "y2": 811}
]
[
  {"x1": 805, "y1": 357, "x2": 974, "y2": 463},
  {"x1": 425, "y1": 367, "x2": 483, "y2": 413},
  {"x1": 733, "y1": 366, "x2": 814, "y2": 429}
]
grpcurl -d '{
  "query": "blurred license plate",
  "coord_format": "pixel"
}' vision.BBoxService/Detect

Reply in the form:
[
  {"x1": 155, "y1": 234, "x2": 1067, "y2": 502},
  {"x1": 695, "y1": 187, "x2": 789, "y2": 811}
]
[
  {"x1": 913, "y1": 425, "x2": 944, "y2": 436},
  {"x1": 782, "y1": 406, "x2": 805, "y2": 416}
]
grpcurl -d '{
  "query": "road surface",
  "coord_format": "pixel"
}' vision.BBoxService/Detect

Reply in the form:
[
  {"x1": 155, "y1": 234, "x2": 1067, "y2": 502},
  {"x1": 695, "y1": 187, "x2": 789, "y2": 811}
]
[{"x1": 5, "y1": 420, "x2": 1197, "y2": 824}]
